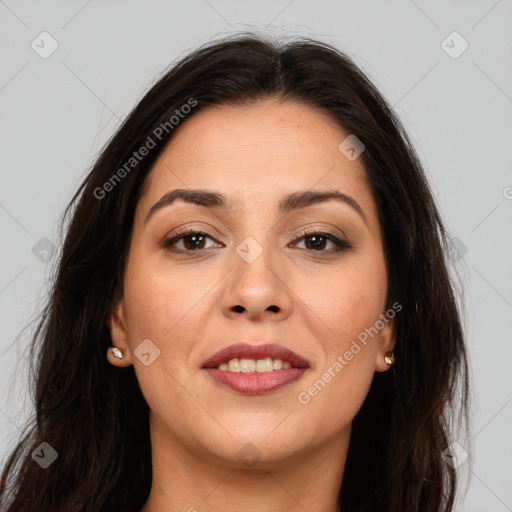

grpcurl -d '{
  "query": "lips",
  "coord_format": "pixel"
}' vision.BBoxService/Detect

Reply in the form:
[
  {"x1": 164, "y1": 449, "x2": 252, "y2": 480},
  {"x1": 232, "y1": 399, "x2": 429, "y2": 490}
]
[
  {"x1": 203, "y1": 368, "x2": 307, "y2": 394},
  {"x1": 201, "y1": 342, "x2": 310, "y2": 369}
]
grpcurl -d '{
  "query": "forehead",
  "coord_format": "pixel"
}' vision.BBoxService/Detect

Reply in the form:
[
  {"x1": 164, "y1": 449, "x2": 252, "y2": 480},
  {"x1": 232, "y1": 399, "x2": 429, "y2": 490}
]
[{"x1": 137, "y1": 100, "x2": 377, "y2": 225}]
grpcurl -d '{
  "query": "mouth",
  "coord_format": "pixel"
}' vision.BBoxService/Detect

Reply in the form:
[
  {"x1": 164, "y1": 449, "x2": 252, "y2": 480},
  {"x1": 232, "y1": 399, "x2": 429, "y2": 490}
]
[{"x1": 201, "y1": 342, "x2": 310, "y2": 395}]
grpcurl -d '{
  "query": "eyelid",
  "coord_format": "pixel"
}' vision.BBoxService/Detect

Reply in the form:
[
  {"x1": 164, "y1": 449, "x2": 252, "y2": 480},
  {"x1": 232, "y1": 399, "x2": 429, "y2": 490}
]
[
  {"x1": 290, "y1": 224, "x2": 347, "y2": 241},
  {"x1": 163, "y1": 224, "x2": 224, "y2": 242},
  {"x1": 164, "y1": 224, "x2": 348, "y2": 244}
]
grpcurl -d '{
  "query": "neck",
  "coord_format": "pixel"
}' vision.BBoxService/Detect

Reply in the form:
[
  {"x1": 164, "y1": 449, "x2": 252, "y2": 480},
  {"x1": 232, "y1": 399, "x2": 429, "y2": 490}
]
[{"x1": 140, "y1": 415, "x2": 349, "y2": 512}]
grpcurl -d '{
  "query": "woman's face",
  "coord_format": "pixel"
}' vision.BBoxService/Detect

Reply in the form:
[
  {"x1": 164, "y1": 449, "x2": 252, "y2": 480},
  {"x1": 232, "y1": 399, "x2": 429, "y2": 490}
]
[{"x1": 108, "y1": 99, "x2": 396, "y2": 467}]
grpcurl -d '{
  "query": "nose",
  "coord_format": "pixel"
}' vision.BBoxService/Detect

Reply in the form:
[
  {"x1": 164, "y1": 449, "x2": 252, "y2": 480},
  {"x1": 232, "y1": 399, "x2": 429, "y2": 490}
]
[{"x1": 221, "y1": 246, "x2": 293, "y2": 322}]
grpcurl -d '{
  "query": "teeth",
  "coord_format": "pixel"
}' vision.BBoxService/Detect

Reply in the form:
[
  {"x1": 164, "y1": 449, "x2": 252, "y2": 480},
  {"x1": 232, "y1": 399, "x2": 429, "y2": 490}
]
[
  {"x1": 256, "y1": 357, "x2": 273, "y2": 372},
  {"x1": 216, "y1": 357, "x2": 295, "y2": 372},
  {"x1": 227, "y1": 359, "x2": 240, "y2": 372},
  {"x1": 240, "y1": 359, "x2": 256, "y2": 373}
]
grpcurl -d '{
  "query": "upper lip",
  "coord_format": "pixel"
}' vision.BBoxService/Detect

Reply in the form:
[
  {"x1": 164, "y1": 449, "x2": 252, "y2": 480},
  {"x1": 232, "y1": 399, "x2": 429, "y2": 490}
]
[{"x1": 202, "y1": 343, "x2": 310, "y2": 369}]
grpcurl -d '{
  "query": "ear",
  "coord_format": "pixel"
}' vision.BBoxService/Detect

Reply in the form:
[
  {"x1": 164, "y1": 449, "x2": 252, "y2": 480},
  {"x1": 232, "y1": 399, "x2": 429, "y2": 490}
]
[
  {"x1": 106, "y1": 298, "x2": 133, "y2": 367},
  {"x1": 374, "y1": 316, "x2": 397, "y2": 373}
]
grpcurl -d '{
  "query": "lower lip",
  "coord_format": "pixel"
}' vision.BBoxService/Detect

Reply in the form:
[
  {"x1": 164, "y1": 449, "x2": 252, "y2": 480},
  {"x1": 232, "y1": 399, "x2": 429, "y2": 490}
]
[{"x1": 203, "y1": 368, "x2": 307, "y2": 395}]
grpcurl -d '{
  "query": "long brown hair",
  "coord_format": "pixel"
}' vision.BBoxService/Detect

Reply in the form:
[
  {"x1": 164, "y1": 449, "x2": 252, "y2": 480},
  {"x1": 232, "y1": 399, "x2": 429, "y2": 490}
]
[{"x1": 0, "y1": 32, "x2": 470, "y2": 511}]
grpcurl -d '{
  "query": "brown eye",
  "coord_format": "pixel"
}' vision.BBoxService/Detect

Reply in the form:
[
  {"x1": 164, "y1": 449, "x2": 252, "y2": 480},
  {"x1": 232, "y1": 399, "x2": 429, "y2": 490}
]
[
  {"x1": 162, "y1": 229, "x2": 221, "y2": 252},
  {"x1": 292, "y1": 231, "x2": 351, "y2": 253}
]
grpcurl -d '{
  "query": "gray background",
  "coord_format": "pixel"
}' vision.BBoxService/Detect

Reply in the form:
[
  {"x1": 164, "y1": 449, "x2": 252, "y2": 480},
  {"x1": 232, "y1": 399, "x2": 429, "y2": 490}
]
[{"x1": 1, "y1": 1, "x2": 511, "y2": 510}]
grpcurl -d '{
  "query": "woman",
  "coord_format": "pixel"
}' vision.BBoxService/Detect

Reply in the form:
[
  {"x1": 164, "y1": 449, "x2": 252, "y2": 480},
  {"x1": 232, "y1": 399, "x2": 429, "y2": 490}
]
[{"x1": 0, "y1": 32, "x2": 470, "y2": 511}]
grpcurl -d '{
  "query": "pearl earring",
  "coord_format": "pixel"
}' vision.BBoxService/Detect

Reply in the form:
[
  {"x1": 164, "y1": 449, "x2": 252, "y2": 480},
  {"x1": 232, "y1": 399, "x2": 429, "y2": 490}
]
[
  {"x1": 384, "y1": 350, "x2": 395, "y2": 365},
  {"x1": 110, "y1": 347, "x2": 125, "y2": 359}
]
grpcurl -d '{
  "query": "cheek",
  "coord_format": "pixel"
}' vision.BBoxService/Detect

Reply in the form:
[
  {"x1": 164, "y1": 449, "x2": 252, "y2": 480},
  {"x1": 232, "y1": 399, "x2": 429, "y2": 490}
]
[
  {"x1": 294, "y1": 257, "x2": 387, "y2": 429},
  {"x1": 123, "y1": 277, "x2": 176, "y2": 340},
  {"x1": 300, "y1": 260, "x2": 387, "y2": 349},
  {"x1": 122, "y1": 252, "x2": 202, "y2": 341},
  {"x1": 121, "y1": 256, "x2": 215, "y2": 379},
  {"x1": 121, "y1": 265, "x2": 199, "y2": 416},
  {"x1": 295, "y1": 280, "x2": 382, "y2": 440}
]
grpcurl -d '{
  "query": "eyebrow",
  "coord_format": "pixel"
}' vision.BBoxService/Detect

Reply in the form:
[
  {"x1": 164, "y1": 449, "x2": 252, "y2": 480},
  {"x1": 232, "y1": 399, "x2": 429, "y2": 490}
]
[{"x1": 144, "y1": 188, "x2": 368, "y2": 225}]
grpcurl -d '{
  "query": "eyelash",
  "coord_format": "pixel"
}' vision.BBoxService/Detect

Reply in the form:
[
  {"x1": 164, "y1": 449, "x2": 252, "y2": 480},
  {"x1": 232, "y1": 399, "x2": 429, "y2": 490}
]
[{"x1": 161, "y1": 227, "x2": 351, "y2": 255}]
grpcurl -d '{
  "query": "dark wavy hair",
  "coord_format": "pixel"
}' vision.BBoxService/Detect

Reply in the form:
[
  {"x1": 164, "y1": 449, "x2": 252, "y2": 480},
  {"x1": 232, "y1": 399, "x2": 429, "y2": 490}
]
[{"x1": 0, "y1": 32, "x2": 470, "y2": 512}]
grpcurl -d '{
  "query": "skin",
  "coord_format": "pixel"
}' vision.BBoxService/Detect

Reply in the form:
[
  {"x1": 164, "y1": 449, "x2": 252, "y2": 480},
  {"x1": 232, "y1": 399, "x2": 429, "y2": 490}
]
[{"x1": 107, "y1": 99, "x2": 396, "y2": 512}]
